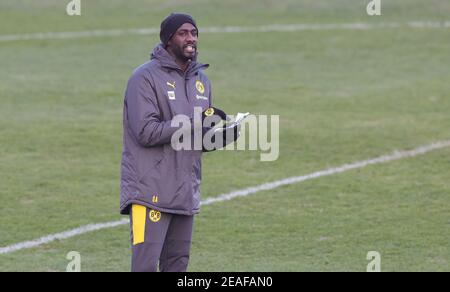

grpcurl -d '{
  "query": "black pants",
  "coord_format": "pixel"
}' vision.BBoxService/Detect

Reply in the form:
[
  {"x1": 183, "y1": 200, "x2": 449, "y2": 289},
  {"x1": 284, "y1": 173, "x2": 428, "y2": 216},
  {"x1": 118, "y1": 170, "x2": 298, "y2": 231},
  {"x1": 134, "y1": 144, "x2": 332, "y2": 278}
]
[{"x1": 129, "y1": 204, "x2": 194, "y2": 272}]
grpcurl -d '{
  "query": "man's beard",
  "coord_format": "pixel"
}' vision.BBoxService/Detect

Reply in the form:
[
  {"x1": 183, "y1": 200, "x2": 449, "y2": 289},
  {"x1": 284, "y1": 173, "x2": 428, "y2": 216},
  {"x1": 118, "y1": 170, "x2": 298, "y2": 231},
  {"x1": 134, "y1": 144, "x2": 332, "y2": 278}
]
[{"x1": 173, "y1": 44, "x2": 195, "y2": 62}]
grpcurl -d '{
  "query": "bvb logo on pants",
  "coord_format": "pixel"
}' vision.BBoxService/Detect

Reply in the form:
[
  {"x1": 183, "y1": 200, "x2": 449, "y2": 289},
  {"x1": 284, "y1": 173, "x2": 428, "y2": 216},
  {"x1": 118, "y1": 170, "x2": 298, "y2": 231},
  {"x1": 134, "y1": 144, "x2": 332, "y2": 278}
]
[{"x1": 149, "y1": 210, "x2": 161, "y2": 222}]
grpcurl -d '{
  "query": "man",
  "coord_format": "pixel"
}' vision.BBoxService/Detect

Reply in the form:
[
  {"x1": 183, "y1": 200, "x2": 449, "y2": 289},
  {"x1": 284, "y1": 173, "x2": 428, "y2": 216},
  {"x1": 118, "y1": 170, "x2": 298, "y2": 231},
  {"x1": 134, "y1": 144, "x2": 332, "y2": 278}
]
[{"x1": 120, "y1": 13, "x2": 239, "y2": 272}]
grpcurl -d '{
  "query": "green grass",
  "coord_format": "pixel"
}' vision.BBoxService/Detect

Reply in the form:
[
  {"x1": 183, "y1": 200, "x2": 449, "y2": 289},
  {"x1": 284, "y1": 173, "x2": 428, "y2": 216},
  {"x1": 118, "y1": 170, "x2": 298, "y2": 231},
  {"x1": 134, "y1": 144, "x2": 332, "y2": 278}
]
[
  {"x1": 0, "y1": 0, "x2": 449, "y2": 271},
  {"x1": 1, "y1": 148, "x2": 448, "y2": 272}
]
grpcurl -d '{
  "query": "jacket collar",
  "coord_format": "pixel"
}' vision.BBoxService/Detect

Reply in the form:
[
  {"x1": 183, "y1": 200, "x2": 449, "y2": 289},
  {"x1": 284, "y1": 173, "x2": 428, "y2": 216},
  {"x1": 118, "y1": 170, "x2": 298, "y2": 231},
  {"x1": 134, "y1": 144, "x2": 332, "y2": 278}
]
[{"x1": 150, "y1": 43, "x2": 209, "y2": 77}]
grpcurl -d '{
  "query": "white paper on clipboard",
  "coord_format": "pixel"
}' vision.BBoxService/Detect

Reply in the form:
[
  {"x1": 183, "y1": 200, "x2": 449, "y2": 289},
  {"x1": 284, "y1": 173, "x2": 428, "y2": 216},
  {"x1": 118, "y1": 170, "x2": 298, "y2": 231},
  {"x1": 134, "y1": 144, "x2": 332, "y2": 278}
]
[
  {"x1": 213, "y1": 112, "x2": 250, "y2": 133},
  {"x1": 234, "y1": 112, "x2": 250, "y2": 124}
]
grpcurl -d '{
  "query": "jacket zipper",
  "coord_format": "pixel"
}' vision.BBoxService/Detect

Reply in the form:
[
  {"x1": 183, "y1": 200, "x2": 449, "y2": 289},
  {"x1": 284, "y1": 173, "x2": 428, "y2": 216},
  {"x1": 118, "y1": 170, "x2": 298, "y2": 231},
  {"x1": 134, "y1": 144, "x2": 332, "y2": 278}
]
[{"x1": 184, "y1": 72, "x2": 190, "y2": 103}]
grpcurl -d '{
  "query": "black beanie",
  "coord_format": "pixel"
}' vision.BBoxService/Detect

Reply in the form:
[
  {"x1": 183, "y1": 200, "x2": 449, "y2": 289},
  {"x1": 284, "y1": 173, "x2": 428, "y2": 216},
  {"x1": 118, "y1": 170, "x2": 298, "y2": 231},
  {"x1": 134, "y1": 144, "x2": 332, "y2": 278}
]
[{"x1": 160, "y1": 13, "x2": 198, "y2": 46}]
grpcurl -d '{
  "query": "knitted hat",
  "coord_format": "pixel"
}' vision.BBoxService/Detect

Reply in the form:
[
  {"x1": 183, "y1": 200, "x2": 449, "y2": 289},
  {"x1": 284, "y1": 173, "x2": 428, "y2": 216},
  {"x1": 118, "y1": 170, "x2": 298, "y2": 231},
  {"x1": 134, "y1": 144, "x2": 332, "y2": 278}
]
[{"x1": 160, "y1": 13, "x2": 198, "y2": 46}]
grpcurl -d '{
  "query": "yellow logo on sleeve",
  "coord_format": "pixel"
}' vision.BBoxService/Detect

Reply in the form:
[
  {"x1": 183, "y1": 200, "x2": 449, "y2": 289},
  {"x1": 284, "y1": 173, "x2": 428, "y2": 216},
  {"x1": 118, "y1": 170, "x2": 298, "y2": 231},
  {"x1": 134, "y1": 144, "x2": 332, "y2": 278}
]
[
  {"x1": 149, "y1": 210, "x2": 161, "y2": 222},
  {"x1": 204, "y1": 108, "x2": 214, "y2": 117},
  {"x1": 196, "y1": 80, "x2": 205, "y2": 94}
]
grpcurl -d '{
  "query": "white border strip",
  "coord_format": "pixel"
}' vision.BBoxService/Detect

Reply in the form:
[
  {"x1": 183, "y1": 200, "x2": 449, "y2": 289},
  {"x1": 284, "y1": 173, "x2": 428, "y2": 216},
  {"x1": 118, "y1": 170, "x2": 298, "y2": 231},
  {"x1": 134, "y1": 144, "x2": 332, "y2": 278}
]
[
  {"x1": 1, "y1": 21, "x2": 450, "y2": 42},
  {"x1": 1, "y1": 140, "x2": 449, "y2": 255}
]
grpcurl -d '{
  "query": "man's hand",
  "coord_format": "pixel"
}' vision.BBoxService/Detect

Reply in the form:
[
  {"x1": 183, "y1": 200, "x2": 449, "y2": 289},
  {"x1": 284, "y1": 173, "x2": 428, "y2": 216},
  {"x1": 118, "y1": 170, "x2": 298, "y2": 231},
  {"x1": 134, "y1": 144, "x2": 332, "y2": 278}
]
[{"x1": 201, "y1": 107, "x2": 241, "y2": 152}]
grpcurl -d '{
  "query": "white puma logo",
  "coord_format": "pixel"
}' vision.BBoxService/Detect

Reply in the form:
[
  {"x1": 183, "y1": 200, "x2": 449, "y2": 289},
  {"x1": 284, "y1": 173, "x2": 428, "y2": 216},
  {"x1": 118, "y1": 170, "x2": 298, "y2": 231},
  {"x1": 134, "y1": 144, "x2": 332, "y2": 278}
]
[{"x1": 166, "y1": 81, "x2": 176, "y2": 89}]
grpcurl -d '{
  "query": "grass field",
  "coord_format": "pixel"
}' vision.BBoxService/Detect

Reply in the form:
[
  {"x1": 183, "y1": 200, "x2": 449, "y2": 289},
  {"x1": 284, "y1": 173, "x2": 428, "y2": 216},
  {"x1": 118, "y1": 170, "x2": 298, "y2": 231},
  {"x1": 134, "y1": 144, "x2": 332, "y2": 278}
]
[{"x1": 0, "y1": 0, "x2": 449, "y2": 271}]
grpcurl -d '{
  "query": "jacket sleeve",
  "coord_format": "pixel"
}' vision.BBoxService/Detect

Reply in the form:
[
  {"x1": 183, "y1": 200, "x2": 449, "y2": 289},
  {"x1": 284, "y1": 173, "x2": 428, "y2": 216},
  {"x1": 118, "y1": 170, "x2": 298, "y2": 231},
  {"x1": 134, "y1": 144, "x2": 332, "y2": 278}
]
[{"x1": 125, "y1": 71, "x2": 179, "y2": 147}]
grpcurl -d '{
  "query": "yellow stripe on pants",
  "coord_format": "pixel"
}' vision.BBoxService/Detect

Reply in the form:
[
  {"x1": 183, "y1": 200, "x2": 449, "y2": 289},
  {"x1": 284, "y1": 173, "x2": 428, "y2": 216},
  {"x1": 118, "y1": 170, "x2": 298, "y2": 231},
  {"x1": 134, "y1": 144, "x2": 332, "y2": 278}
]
[{"x1": 132, "y1": 204, "x2": 146, "y2": 245}]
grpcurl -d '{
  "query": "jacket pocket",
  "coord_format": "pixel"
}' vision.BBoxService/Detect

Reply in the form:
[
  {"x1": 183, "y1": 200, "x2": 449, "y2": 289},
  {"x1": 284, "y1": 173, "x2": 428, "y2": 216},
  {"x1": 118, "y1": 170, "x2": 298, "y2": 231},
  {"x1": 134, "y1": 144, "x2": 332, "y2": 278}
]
[{"x1": 138, "y1": 147, "x2": 164, "y2": 183}]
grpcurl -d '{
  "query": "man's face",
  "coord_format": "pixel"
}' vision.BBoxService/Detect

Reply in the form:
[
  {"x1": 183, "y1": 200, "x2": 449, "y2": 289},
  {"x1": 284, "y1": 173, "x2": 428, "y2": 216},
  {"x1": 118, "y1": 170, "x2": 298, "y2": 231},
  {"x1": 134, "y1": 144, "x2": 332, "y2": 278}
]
[{"x1": 167, "y1": 23, "x2": 198, "y2": 62}]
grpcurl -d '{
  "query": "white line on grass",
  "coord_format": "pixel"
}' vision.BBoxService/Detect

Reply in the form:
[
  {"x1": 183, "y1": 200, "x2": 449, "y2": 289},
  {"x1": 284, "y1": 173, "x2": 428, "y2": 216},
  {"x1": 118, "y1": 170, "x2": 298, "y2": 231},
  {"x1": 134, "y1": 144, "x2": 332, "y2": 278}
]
[
  {"x1": 1, "y1": 21, "x2": 449, "y2": 42},
  {"x1": 1, "y1": 140, "x2": 450, "y2": 255},
  {"x1": 0, "y1": 219, "x2": 130, "y2": 255}
]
